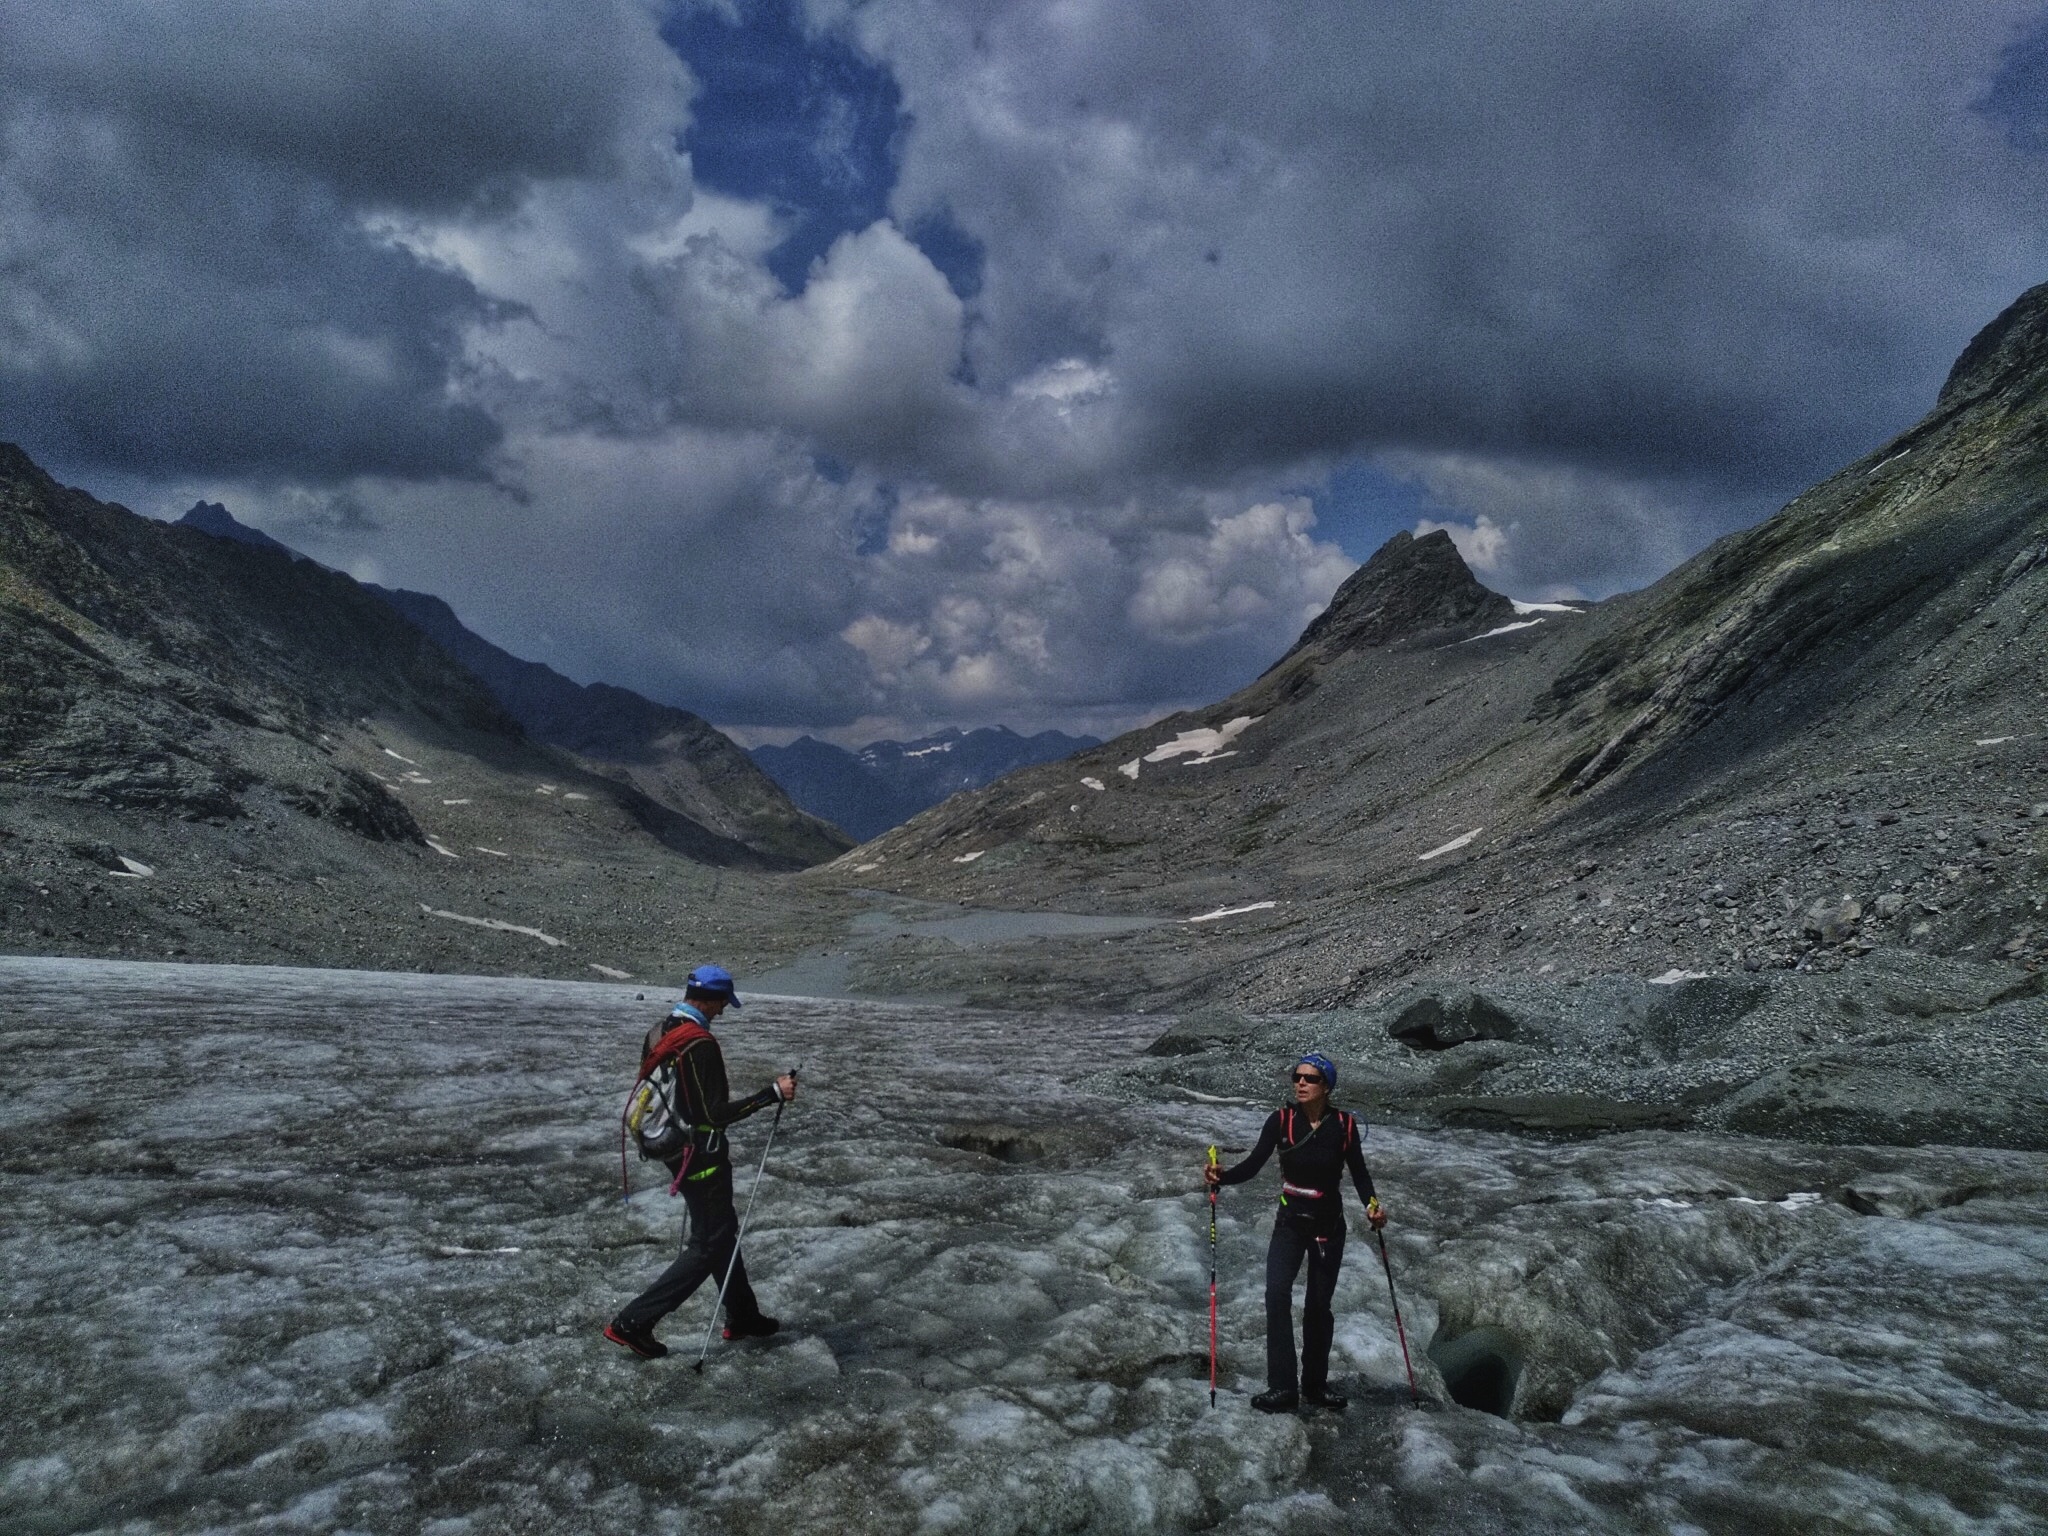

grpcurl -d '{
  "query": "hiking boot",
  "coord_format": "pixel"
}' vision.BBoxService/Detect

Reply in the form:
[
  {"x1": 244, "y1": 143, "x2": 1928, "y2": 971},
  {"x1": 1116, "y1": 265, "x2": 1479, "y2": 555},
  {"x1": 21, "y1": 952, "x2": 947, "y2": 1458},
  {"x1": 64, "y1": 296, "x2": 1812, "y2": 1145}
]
[
  {"x1": 1250, "y1": 1387, "x2": 1299, "y2": 1414},
  {"x1": 1303, "y1": 1387, "x2": 1348, "y2": 1412},
  {"x1": 603, "y1": 1321, "x2": 668, "y2": 1360},
  {"x1": 722, "y1": 1314, "x2": 781, "y2": 1341}
]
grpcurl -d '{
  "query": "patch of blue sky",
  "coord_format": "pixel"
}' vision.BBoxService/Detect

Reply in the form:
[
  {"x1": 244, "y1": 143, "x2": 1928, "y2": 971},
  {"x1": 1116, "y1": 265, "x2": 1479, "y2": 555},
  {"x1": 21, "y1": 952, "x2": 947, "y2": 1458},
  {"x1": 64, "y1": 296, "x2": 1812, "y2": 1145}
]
[
  {"x1": 1303, "y1": 458, "x2": 1442, "y2": 565},
  {"x1": 1976, "y1": 12, "x2": 2048, "y2": 153},
  {"x1": 906, "y1": 207, "x2": 984, "y2": 301},
  {"x1": 849, "y1": 484, "x2": 898, "y2": 557},
  {"x1": 662, "y1": 0, "x2": 982, "y2": 300}
]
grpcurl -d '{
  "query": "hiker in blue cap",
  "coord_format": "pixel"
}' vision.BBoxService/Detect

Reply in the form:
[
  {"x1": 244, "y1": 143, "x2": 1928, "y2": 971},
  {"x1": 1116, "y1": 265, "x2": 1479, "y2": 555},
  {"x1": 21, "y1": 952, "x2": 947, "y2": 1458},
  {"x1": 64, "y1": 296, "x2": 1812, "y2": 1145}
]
[
  {"x1": 1205, "y1": 1051, "x2": 1386, "y2": 1412},
  {"x1": 606, "y1": 965, "x2": 797, "y2": 1359}
]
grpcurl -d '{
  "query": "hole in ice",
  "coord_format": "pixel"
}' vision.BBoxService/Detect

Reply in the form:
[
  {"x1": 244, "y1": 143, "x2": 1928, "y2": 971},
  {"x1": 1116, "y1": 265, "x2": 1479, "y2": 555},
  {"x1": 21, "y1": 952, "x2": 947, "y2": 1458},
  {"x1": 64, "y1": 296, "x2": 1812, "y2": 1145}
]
[
  {"x1": 1427, "y1": 1324, "x2": 1524, "y2": 1418},
  {"x1": 1094, "y1": 1350, "x2": 1211, "y2": 1388},
  {"x1": 933, "y1": 1120, "x2": 1114, "y2": 1167},
  {"x1": 936, "y1": 1124, "x2": 1049, "y2": 1163}
]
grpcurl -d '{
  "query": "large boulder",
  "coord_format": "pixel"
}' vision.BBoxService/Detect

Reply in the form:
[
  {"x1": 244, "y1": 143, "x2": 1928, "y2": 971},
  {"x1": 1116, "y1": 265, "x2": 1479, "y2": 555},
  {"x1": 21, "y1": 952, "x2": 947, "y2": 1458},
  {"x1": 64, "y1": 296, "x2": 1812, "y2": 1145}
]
[
  {"x1": 1143, "y1": 1005, "x2": 1257, "y2": 1056},
  {"x1": 1388, "y1": 991, "x2": 1521, "y2": 1050},
  {"x1": 1803, "y1": 895, "x2": 1864, "y2": 945},
  {"x1": 1637, "y1": 975, "x2": 1769, "y2": 1061}
]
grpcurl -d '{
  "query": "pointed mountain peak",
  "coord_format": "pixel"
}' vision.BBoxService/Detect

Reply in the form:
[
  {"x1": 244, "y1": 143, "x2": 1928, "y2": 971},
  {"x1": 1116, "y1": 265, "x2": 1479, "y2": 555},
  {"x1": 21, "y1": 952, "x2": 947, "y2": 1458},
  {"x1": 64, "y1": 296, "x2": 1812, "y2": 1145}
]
[
  {"x1": 1283, "y1": 527, "x2": 1514, "y2": 660},
  {"x1": 1938, "y1": 280, "x2": 2048, "y2": 412},
  {"x1": 0, "y1": 440, "x2": 58, "y2": 490},
  {"x1": 175, "y1": 501, "x2": 301, "y2": 560}
]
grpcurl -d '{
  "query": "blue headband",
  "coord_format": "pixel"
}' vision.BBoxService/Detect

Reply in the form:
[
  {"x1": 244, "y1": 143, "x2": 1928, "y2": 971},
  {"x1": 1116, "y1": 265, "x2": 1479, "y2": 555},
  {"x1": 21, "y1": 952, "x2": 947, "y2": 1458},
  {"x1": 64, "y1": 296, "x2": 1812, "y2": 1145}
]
[{"x1": 1296, "y1": 1052, "x2": 1337, "y2": 1090}]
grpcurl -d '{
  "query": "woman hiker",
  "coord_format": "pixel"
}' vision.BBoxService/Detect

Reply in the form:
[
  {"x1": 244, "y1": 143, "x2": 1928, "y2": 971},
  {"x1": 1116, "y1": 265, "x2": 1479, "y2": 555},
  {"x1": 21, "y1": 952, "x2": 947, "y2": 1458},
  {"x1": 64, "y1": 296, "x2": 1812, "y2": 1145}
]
[
  {"x1": 1204, "y1": 1051, "x2": 1386, "y2": 1412},
  {"x1": 605, "y1": 965, "x2": 797, "y2": 1360}
]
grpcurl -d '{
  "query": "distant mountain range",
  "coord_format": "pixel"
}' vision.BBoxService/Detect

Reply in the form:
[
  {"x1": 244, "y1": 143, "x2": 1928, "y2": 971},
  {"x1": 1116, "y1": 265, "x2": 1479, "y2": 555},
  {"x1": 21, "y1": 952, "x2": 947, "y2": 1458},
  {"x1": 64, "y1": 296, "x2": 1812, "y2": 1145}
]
[
  {"x1": 750, "y1": 727, "x2": 1100, "y2": 842},
  {"x1": 165, "y1": 500, "x2": 847, "y2": 868},
  {"x1": 170, "y1": 499, "x2": 1086, "y2": 847}
]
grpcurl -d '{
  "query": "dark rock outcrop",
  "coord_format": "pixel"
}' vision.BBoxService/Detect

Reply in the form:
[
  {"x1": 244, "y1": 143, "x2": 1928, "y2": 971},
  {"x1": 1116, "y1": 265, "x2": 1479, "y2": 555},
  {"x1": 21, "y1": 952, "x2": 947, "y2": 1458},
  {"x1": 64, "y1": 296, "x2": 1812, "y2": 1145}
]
[
  {"x1": 1937, "y1": 279, "x2": 2048, "y2": 411},
  {"x1": 1143, "y1": 1004, "x2": 1256, "y2": 1056},
  {"x1": 1389, "y1": 992, "x2": 1522, "y2": 1050},
  {"x1": 1279, "y1": 529, "x2": 1514, "y2": 663}
]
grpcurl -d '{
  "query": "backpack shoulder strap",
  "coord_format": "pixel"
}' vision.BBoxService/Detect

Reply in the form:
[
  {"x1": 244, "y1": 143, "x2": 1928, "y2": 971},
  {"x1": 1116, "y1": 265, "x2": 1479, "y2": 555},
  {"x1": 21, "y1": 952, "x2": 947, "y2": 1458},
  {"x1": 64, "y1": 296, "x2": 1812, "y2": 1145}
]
[
  {"x1": 620, "y1": 1019, "x2": 713, "y2": 1197},
  {"x1": 638, "y1": 1020, "x2": 712, "y2": 1082}
]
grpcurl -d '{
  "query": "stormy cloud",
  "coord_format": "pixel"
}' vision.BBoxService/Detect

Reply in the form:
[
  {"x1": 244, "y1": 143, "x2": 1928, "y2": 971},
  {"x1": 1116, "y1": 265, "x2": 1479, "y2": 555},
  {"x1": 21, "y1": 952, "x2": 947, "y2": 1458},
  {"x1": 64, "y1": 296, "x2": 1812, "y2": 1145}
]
[{"x1": 3, "y1": 0, "x2": 2045, "y2": 734}]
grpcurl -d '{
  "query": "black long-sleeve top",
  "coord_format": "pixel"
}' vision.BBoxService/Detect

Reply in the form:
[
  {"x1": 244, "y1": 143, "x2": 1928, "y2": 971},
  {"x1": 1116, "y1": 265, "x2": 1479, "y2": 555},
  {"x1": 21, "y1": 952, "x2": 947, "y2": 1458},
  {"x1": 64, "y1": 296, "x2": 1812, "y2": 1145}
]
[{"x1": 1219, "y1": 1106, "x2": 1376, "y2": 1228}]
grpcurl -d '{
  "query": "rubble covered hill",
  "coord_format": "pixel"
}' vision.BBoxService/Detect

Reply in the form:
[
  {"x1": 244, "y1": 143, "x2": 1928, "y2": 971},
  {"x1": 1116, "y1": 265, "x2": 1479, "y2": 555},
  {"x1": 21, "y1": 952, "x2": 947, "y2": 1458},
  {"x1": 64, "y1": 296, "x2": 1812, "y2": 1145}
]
[
  {"x1": 827, "y1": 284, "x2": 2048, "y2": 1007},
  {"x1": 0, "y1": 445, "x2": 853, "y2": 980},
  {"x1": 363, "y1": 580, "x2": 851, "y2": 864}
]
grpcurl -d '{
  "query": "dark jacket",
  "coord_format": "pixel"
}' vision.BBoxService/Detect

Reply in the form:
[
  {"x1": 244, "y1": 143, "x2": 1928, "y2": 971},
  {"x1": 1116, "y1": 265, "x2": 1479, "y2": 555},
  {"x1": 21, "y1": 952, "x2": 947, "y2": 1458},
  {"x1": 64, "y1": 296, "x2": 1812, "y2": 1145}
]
[
  {"x1": 1219, "y1": 1105, "x2": 1376, "y2": 1229},
  {"x1": 638, "y1": 1008, "x2": 777, "y2": 1174}
]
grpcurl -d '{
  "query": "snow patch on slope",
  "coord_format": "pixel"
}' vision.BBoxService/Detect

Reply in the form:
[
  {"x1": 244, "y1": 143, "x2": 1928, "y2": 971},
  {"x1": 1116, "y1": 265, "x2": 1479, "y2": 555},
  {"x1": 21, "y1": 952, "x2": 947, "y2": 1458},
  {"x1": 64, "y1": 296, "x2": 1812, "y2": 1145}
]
[
  {"x1": 1463, "y1": 619, "x2": 1545, "y2": 643},
  {"x1": 1144, "y1": 715, "x2": 1260, "y2": 767},
  {"x1": 1418, "y1": 828, "x2": 1481, "y2": 861},
  {"x1": 417, "y1": 905, "x2": 563, "y2": 946},
  {"x1": 1188, "y1": 901, "x2": 1278, "y2": 923}
]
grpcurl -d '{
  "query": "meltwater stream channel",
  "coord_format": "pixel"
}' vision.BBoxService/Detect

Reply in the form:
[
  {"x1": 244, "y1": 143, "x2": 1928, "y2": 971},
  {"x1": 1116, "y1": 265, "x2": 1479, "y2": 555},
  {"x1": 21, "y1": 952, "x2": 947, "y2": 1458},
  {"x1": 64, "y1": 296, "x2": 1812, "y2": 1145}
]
[{"x1": 3, "y1": 957, "x2": 2044, "y2": 1533}]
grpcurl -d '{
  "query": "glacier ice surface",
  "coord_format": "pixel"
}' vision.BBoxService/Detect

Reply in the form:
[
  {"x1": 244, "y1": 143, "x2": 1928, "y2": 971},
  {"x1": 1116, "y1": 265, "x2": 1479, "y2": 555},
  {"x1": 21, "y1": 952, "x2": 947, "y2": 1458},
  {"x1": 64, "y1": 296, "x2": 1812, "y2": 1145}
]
[{"x1": 2, "y1": 956, "x2": 2044, "y2": 1533}]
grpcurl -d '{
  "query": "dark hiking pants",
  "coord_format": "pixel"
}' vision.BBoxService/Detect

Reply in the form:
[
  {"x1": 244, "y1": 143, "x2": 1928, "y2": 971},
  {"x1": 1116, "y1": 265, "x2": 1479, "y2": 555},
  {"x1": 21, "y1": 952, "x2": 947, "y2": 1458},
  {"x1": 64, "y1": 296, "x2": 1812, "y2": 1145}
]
[
  {"x1": 1265, "y1": 1219, "x2": 1345, "y2": 1394},
  {"x1": 614, "y1": 1162, "x2": 764, "y2": 1334}
]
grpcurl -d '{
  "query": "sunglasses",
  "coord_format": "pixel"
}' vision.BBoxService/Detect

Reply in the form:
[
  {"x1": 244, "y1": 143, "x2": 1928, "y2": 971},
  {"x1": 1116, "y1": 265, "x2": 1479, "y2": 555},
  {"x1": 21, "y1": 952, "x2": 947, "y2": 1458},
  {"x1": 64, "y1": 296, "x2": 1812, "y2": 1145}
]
[{"x1": 1291, "y1": 1071, "x2": 1325, "y2": 1084}]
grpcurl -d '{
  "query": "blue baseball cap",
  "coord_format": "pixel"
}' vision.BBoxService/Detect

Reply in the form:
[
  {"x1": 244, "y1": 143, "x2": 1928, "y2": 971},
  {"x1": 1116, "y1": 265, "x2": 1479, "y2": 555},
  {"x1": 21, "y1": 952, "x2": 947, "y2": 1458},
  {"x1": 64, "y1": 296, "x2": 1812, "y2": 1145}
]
[
  {"x1": 1295, "y1": 1052, "x2": 1337, "y2": 1090},
  {"x1": 681, "y1": 964, "x2": 742, "y2": 1008}
]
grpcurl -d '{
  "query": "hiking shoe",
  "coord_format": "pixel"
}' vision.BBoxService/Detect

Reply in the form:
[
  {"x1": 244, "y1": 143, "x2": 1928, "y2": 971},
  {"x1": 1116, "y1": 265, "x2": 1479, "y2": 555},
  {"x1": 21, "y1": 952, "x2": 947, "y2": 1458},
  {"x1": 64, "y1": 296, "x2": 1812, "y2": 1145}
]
[
  {"x1": 722, "y1": 1314, "x2": 781, "y2": 1341},
  {"x1": 603, "y1": 1321, "x2": 668, "y2": 1360},
  {"x1": 1303, "y1": 1387, "x2": 1348, "y2": 1412},
  {"x1": 1251, "y1": 1388, "x2": 1299, "y2": 1414}
]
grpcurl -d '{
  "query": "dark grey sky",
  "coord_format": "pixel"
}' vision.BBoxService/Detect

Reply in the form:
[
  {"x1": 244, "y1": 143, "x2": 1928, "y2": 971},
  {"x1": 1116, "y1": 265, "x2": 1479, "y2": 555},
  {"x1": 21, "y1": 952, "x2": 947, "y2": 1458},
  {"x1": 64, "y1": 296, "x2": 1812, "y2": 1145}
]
[{"x1": 3, "y1": 0, "x2": 2044, "y2": 742}]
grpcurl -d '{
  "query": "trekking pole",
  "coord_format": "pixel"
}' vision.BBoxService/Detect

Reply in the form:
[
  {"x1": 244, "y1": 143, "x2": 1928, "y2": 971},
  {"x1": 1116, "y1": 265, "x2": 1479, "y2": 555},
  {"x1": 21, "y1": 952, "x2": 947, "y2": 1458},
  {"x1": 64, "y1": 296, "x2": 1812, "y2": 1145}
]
[
  {"x1": 1371, "y1": 1214, "x2": 1420, "y2": 1406},
  {"x1": 1206, "y1": 1145, "x2": 1220, "y2": 1409},
  {"x1": 693, "y1": 1067, "x2": 795, "y2": 1374}
]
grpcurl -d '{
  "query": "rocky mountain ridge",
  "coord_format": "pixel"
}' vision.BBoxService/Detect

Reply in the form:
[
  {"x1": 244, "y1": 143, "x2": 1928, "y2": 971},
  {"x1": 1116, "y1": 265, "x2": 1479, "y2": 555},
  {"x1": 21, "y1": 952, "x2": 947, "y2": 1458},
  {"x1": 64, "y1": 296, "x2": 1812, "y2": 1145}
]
[
  {"x1": 175, "y1": 500, "x2": 303, "y2": 562},
  {"x1": 0, "y1": 447, "x2": 850, "y2": 977},
  {"x1": 822, "y1": 285, "x2": 2048, "y2": 1015},
  {"x1": 161, "y1": 498, "x2": 846, "y2": 868},
  {"x1": 368, "y1": 584, "x2": 848, "y2": 868}
]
